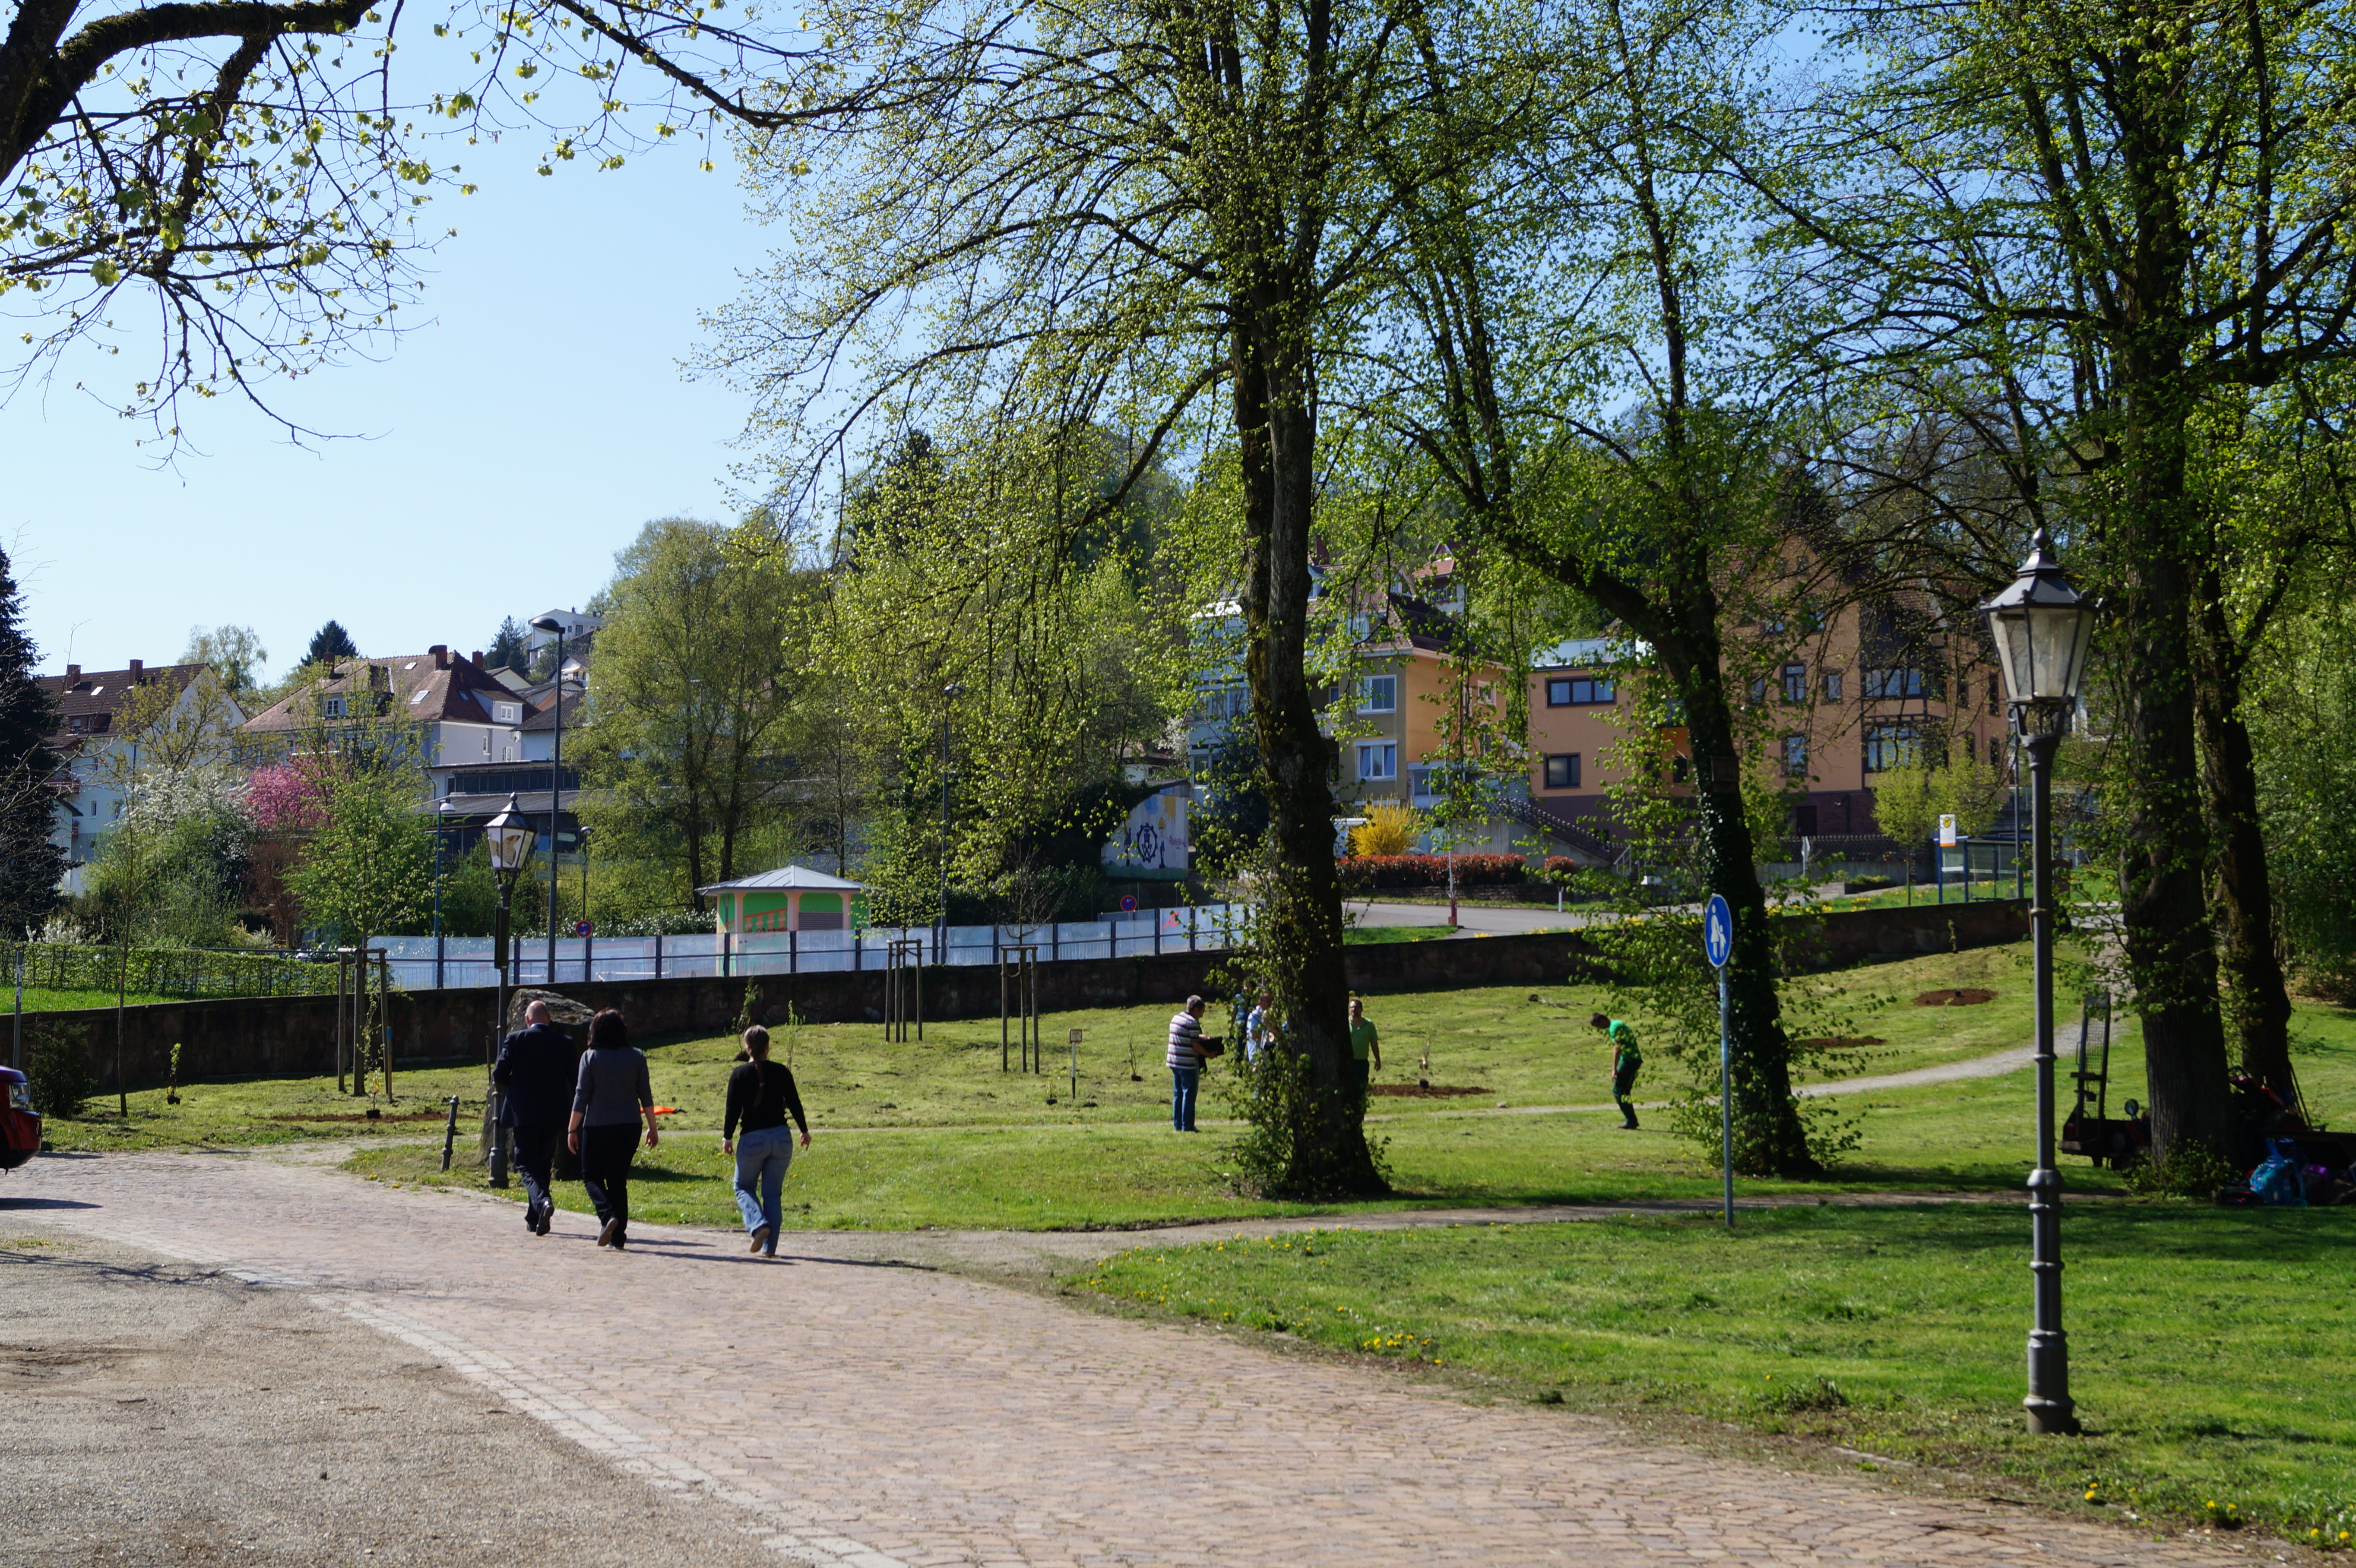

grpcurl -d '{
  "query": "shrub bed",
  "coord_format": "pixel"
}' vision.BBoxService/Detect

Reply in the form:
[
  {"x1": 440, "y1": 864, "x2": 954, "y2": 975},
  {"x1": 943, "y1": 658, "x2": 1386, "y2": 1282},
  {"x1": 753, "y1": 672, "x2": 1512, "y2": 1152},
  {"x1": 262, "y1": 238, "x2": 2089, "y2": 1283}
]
[{"x1": 1336, "y1": 853, "x2": 1527, "y2": 888}]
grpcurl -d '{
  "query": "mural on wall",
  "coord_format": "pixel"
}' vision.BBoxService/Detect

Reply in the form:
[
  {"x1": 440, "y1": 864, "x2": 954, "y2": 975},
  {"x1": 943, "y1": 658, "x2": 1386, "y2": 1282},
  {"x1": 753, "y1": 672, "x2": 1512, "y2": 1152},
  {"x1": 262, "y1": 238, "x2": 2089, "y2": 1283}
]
[{"x1": 1102, "y1": 787, "x2": 1189, "y2": 879}]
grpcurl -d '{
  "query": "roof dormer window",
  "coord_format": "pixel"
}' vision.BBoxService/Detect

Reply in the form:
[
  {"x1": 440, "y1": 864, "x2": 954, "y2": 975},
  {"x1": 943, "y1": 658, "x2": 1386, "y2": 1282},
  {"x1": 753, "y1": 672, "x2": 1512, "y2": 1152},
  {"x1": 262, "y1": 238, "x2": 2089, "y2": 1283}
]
[
  {"x1": 323, "y1": 695, "x2": 347, "y2": 718},
  {"x1": 495, "y1": 702, "x2": 521, "y2": 724}
]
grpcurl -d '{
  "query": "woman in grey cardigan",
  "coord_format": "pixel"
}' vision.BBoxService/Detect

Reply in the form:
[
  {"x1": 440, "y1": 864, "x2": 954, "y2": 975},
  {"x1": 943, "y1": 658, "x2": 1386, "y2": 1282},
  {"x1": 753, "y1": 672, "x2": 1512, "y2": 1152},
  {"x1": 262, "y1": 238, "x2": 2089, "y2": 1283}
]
[{"x1": 567, "y1": 1009, "x2": 659, "y2": 1249}]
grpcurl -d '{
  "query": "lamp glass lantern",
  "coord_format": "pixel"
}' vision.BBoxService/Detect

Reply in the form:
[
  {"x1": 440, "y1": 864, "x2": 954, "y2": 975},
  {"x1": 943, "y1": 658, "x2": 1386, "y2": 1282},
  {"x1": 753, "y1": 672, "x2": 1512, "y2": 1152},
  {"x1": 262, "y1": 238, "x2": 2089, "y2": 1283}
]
[
  {"x1": 484, "y1": 793, "x2": 536, "y2": 879},
  {"x1": 1979, "y1": 530, "x2": 2097, "y2": 714}
]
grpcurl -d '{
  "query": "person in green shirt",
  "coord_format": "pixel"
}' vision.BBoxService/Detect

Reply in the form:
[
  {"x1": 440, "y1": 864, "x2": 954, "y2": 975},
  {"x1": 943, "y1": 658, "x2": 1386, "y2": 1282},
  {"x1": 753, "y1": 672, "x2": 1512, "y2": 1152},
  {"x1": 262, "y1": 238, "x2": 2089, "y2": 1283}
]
[
  {"x1": 1590, "y1": 1012, "x2": 1641, "y2": 1129},
  {"x1": 1347, "y1": 996, "x2": 1381, "y2": 1096}
]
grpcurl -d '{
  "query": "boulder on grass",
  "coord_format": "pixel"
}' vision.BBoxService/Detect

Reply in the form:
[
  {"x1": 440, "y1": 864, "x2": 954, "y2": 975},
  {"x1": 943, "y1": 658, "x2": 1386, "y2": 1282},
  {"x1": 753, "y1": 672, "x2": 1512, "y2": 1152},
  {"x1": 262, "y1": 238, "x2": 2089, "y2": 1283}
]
[{"x1": 505, "y1": 988, "x2": 597, "y2": 1034}]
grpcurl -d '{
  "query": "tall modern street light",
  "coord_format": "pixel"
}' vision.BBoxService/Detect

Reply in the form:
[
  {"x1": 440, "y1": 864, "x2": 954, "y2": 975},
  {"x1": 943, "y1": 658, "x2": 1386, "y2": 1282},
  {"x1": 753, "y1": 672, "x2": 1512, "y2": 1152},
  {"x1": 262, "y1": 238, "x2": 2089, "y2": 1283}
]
[
  {"x1": 1977, "y1": 528, "x2": 2099, "y2": 1438},
  {"x1": 483, "y1": 792, "x2": 537, "y2": 1189},
  {"x1": 529, "y1": 614, "x2": 573, "y2": 986},
  {"x1": 937, "y1": 682, "x2": 964, "y2": 956},
  {"x1": 433, "y1": 797, "x2": 454, "y2": 989}
]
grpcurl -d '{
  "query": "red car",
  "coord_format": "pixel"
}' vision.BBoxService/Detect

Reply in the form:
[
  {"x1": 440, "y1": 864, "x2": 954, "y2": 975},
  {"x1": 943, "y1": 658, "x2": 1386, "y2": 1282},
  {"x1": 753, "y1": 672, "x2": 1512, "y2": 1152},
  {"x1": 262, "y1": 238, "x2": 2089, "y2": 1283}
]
[{"x1": 0, "y1": 1067, "x2": 39, "y2": 1170}]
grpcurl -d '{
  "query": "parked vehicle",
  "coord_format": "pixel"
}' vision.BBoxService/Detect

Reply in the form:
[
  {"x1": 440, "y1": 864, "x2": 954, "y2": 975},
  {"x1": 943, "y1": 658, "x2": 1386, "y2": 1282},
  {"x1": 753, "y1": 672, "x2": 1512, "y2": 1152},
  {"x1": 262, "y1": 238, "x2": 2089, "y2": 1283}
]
[{"x1": 0, "y1": 1067, "x2": 40, "y2": 1170}]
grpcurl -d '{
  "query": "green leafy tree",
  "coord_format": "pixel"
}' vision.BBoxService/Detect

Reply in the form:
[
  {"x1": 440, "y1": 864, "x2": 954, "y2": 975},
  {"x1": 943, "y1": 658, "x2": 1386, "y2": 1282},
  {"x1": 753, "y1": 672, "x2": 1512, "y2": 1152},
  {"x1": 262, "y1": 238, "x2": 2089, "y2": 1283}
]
[
  {"x1": 2251, "y1": 587, "x2": 2356, "y2": 995},
  {"x1": 0, "y1": 0, "x2": 879, "y2": 446},
  {"x1": 1353, "y1": 0, "x2": 1839, "y2": 1173},
  {"x1": 1761, "y1": 0, "x2": 2356, "y2": 1158},
  {"x1": 179, "y1": 626, "x2": 268, "y2": 701},
  {"x1": 285, "y1": 765, "x2": 431, "y2": 946},
  {"x1": 1870, "y1": 759, "x2": 1936, "y2": 904},
  {"x1": 576, "y1": 518, "x2": 808, "y2": 911},
  {"x1": 703, "y1": 0, "x2": 1557, "y2": 1196}
]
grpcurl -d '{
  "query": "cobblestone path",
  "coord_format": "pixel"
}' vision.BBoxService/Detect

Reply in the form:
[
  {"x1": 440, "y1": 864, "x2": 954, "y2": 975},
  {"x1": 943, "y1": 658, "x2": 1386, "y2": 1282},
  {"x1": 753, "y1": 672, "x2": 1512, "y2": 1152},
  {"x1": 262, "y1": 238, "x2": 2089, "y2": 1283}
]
[{"x1": 5, "y1": 1151, "x2": 2239, "y2": 1568}]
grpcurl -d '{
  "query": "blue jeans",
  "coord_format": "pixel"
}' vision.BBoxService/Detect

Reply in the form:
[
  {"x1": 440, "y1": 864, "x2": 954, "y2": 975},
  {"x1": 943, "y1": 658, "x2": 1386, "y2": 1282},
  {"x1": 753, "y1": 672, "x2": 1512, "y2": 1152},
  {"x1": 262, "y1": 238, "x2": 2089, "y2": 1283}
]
[
  {"x1": 1171, "y1": 1065, "x2": 1199, "y2": 1131},
  {"x1": 733, "y1": 1125, "x2": 795, "y2": 1245}
]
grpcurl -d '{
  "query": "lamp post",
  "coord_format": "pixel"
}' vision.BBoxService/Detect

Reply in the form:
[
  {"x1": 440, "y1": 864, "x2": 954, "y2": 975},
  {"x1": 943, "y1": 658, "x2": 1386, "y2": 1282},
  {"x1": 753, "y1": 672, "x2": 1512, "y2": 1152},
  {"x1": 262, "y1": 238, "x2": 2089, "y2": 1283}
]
[
  {"x1": 937, "y1": 682, "x2": 963, "y2": 957},
  {"x1": 1977, "y1": 528, "x2": 2098, "y2": 1438},
  {"x1": 529, "y1": 614, "x2": 571, "y2": 988},
  {"x1": 433, "y1": 797, "x2": 453, "y2": 990},
  {"x1": 483, "y1": 792, "x2": 537, "y2": 1189}
]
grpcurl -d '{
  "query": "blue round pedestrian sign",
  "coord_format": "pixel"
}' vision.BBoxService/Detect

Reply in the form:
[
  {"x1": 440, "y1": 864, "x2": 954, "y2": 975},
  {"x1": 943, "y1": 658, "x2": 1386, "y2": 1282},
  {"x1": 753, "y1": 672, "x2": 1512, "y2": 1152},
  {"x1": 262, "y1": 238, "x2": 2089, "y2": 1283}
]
[{"x1": 1703, "y1": 894, "x2": 1733, "y2": 969}]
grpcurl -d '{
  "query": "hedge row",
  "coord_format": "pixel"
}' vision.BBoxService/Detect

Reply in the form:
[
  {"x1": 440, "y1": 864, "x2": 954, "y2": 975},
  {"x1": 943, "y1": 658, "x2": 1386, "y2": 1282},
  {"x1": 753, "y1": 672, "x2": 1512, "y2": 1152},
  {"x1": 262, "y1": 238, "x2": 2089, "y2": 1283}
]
[
  {"x1": 0, "y1": 940, "x2": 342, "y2": 1000},
  {"x1": 1335, "y1": 853, "x2": 1529, "y2": 888}
]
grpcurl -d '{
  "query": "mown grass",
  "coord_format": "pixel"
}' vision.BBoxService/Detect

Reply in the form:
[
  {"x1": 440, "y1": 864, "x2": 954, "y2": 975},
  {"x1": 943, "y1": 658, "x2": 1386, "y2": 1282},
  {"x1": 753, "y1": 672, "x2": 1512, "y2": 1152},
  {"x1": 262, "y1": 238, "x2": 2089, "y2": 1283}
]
[
  {"x1": 1340, "y1": 923, "x2": 1460, "y2": 944},
  {"x1": 41, "y1": 948, "x2": 2355, "y2": 1230},
  {"x1": 35, "y1": 940, "x2": 2043, "y2": 1151},
  {"x1": 1070, "y1": 1202, "x2": 2356, "y2": 1549},
  {"x1": 2, "y1": 986, "x2": 177, "y2": 1016}
]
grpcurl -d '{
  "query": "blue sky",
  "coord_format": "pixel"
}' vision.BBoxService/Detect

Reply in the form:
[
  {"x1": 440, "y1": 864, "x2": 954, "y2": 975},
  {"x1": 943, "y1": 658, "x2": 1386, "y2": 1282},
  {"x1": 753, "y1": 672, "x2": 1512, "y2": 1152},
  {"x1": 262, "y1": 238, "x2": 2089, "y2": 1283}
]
[{"x1": 0, "y1": 112, "x2": 769, "y2": 683}]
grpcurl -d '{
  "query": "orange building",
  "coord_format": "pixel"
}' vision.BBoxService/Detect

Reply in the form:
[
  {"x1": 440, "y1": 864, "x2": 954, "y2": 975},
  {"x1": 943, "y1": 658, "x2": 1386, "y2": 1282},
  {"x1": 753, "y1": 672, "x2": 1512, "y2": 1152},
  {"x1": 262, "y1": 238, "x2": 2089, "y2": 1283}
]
[{"x1": 1523, "y1": 593, "x2": 2011, "y2": 847}]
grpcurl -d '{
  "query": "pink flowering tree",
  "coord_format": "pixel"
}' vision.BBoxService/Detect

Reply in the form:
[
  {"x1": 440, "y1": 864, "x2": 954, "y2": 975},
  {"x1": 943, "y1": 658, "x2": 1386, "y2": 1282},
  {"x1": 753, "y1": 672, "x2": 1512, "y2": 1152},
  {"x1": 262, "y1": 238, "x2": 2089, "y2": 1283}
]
[{"x1": 241, "y1": 762, "x2": 328, "y2": 833}]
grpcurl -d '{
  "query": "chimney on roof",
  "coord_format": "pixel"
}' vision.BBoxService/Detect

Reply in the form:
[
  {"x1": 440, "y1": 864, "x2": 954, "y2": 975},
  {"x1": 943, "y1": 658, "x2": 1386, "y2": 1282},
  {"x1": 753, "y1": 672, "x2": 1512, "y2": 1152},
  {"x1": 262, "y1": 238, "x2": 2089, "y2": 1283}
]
[
  {"x1": 65, "y1": 664, "x2": 79, "y2": 681},
  {"x1": 471, "y1": 650, "x2": 485, "y2": 670},
  {"x1": 128, "y1": 659, "x2": 143, "y2": 680},
  {"x1": 431, "y1": 645, "x2": 449, "y2": 669}
]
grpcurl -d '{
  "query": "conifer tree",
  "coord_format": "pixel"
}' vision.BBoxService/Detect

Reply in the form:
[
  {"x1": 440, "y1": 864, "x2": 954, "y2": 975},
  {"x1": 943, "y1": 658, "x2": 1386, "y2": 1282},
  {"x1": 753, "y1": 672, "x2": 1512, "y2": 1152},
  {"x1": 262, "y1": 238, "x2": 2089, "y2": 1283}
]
[
  {"x1": 305, "y1": 621, "x2": 359, "y2": 666},
  {"x1": 0, "y1": 549, "x2": 65, "y2": 936}
]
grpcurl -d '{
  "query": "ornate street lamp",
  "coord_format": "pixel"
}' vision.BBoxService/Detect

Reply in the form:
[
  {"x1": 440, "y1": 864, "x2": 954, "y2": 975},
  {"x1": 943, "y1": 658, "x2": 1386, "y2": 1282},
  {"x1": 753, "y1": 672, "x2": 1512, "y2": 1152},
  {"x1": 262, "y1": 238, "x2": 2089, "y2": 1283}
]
[
  {"x1": 483, "y1": 791, "x2": 537, "y2": 1189},
  {"x1": 1977, "y1": 528, "x2": 2099, "y2": 1437}
]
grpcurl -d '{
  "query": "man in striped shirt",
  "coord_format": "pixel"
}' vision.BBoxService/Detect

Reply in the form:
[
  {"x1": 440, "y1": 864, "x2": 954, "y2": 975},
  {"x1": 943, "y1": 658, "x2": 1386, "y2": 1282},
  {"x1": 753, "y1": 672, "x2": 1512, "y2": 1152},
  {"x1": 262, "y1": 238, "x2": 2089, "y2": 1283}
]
[{"x1": 1167, "y1": 995, "x2": 1210, "y2": 1132}]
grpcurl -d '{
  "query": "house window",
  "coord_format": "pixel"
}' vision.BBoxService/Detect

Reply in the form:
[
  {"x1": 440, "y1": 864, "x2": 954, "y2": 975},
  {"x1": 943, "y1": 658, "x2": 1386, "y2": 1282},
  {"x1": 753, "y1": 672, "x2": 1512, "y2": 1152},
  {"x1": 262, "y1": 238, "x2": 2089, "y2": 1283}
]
[
  {"x1": 1863, "y1": 667, "x2": 1928, "y2": 700},
  {"x1": 1990, "y1": 734, "x2": 2007, "y2": 768},
  {"x1": 1782, "y1": 664, "x2": 1807, "y2": 703},
  {"x1": 1783, "y1": 734, "x2": 1808, "y2": 777},
  {"x1": 495, "y1": 703, "x2": 521, "y2": 724},
  {"x1": 323, "y1": 696, "x2": 346, "y2": 718},
  {"x1": 1748, "y1": 678, "x2": 1767, "y2": 706},
  {"x1": 1987, "y1": 675, "x2": 2002, "y2": 716},
  {"x1": 1823, "y1": 670, "x2": 1843, "y2": 702},
  {"x1": 1863, "y1": 722, "x2": 1922, "y2": 772},
  {"x1": 1356, "y1": 742, "x2": 1397, "y2": 781},
  {"x1": 1356, "y1": 674, "x2": 1398, "y2": 713},
  {"x1": 1544, "y1": 753, "x2": 1582, "y2": 790},
  {"x1": 1545, "y1": 676, "x2": 1615, "y2": 706}
]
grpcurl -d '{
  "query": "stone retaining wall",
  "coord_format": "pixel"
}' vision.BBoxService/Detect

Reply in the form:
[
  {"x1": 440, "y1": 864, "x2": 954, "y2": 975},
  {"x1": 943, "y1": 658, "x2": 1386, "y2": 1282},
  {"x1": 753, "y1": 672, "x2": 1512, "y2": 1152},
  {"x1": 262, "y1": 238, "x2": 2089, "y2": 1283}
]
[{"x1": 29, "y1": 898, "x2": 2026, "y2": 1090}]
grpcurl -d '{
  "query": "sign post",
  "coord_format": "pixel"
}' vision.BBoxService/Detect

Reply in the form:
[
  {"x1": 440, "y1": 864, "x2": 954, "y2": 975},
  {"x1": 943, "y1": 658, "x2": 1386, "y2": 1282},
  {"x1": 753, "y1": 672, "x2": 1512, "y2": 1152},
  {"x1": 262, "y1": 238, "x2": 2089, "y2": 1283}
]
[{"x1": 1704, "y1": 892, "x2": 1735, "y2": 1228}]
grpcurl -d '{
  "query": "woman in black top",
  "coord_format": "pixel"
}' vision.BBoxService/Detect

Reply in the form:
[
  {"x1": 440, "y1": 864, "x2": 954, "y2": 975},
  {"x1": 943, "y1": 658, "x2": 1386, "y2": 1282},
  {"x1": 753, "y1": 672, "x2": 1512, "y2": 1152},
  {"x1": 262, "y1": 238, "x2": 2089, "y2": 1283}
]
[{"x1": 722, "y1": 1025, "x2": 810, "y2": 1256}]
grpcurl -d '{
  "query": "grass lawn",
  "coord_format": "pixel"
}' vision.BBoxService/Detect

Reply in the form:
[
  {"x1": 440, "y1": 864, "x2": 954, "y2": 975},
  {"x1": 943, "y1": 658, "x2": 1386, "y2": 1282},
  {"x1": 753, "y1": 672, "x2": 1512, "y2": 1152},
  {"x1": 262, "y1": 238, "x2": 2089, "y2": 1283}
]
[
  {"x1": 39, "y1": 945, "x2": 2353, "y2": 1227},
  {"x1": 1070, "y1": 1203, "x2": 2356, "y2": 1548},
  {"x1": 3, "y1": 986, "x2": 177, "y2": 1015},
  {"x1": 1341, "y1": 923, "x2": 1460, "y2": 944}
]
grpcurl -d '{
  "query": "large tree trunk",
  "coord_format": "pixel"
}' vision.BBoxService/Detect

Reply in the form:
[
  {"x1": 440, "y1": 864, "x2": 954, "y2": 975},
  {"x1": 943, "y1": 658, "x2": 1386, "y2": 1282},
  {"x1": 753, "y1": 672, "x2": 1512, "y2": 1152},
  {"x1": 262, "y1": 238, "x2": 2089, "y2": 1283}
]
[
  {"x1": 2191, "y1": 579, "x2": 2295, "y2": 1095},
  {"x1": 1234, "y1": 308, "x2": 1381, "y2": 1198},
  {"x1": 1656, "y1": 596, "x2": 1817, "y2": 1177},
  {"x1": 2111, "y1": 364, "x2": 2233, "y2": 1162}
]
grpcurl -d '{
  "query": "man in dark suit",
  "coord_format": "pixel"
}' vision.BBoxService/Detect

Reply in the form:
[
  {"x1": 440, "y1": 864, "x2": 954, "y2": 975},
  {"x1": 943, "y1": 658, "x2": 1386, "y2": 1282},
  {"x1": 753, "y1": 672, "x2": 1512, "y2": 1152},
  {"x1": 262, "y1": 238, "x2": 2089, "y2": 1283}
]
[{"x1": 492, "y1": 999, "x2": 577, "y2": 1235}]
